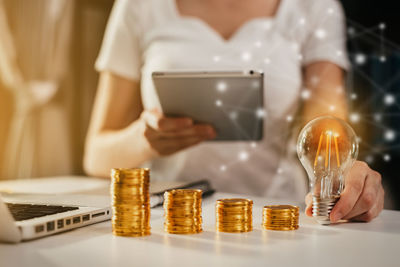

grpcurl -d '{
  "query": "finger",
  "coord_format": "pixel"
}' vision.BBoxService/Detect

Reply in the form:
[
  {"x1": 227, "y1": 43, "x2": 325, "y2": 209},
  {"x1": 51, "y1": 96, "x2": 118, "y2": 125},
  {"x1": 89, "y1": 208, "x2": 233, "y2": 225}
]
[
  {"x1": 330, "y1": 161, "x2": 368, "y2": 222},
  {"x1": 351, "y1": 186, "x2": 384, "y2": 222},
  {"x1": 161, "y1": 137, "x2": 204, "y2": 155},
  {"x1": 142, "y1": 110, "x2": 193, "y2": 132},
  {"x1": 305, "y1": 205, "x2": 312, "y2": 217},
  {"x1": 342, "y1": 170, "x2": 381, "y2": 220},
  {"x1": 305, "y1": 193, "x2": 313, "y2": 216},
  {"x1": 159, "y1": 124, "x2": 216, "y2": 139}
]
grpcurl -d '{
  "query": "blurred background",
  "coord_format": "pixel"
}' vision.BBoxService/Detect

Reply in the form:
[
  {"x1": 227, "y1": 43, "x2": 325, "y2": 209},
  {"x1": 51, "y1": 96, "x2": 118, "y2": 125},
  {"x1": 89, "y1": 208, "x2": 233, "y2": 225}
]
[{"x1": 0, "y1": 0, "x2": 399, "y2": 209}]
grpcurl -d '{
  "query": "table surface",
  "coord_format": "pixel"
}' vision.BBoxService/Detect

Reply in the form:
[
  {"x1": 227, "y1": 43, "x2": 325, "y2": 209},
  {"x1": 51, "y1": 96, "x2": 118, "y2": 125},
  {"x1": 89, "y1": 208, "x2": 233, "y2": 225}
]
[{"x1": 1, "y1": 177, "x2": 400, "y2": 267}]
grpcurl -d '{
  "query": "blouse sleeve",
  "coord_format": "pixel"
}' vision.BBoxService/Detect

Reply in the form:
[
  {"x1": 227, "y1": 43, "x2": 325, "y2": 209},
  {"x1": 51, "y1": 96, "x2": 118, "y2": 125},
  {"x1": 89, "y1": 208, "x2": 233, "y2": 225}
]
[
  {"x1": 95, "y1": 0, "x2": 142, "y2": 81},
  {"x1": 301, "y1": 0, "x2": 350, "y2": 70}
]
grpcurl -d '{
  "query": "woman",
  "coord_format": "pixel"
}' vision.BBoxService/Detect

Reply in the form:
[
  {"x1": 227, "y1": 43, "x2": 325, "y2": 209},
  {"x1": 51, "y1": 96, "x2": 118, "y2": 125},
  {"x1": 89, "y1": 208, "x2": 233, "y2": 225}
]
[{"x1": 85, "y1": 0, "x2": 384, "y2": 222}]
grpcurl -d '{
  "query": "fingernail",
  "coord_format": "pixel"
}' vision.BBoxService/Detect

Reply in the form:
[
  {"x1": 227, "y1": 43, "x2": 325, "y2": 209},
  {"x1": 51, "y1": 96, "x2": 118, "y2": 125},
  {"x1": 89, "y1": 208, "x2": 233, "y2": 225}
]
[
  {"x1": 305, "y1": 206, "x2": 312, "y2": 217},
  {"x1": 332, "y1": 212, "x2": 342, "y2": 222}
]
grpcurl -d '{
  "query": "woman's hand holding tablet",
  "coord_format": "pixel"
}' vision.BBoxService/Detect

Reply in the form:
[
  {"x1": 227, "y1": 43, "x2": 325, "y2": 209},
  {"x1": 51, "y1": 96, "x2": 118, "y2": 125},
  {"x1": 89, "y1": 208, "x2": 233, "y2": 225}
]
[{"x1": 139, "y1": 109, "x2": 216, "y2": 156}]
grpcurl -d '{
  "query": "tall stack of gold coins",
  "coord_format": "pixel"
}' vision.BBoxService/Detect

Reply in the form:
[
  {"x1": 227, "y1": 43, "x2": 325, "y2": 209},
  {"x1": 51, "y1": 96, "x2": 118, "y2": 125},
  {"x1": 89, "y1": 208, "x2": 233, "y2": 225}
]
[
  {"x1": 216, "y1": 198, "x2": 253, "y2": 233},
  {"x1": 262, "y1": 205, "x2": 299, "y2": 231},
  {"x1": 163, "y1": 189, "x2": 203, "y2": 234},
  {"x1": 110, "y1": 168, "x2": 151, "y2": 237}
]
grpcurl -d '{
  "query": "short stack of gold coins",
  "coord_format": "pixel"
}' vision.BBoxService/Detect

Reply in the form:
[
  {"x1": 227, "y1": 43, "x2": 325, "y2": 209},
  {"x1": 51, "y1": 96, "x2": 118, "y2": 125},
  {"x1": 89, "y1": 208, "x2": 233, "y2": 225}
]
[
  {"x1": 216, "y1": 198, "x2": 253, "y2": 233},
  {"x1": 262, "y1": 205, "x2": 299, "y2": 231},
  {"x1": 163, "y1": 189, "x2": 203, "y2": 234},
  {"x1": 110, "y1": 168, "x2": 151, "y2": 237}
]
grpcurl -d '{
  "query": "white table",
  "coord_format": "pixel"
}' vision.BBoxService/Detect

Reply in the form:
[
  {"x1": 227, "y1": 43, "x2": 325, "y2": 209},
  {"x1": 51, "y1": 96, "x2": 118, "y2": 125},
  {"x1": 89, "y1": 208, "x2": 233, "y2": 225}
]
[{"x1": 1, "y1": 177, "x2": 399, "y2": 267}]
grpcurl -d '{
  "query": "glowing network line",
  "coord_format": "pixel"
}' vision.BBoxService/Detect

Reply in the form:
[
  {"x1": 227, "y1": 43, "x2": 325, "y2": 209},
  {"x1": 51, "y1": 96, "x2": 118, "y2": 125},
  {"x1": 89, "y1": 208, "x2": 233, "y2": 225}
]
[{"x1": 208, "y1": 10, "x2": 400, "y2": 172}]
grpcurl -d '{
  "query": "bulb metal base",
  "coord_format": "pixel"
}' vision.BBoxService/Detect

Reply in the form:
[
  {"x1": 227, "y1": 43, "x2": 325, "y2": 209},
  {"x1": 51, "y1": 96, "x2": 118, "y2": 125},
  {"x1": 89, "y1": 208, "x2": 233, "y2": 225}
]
[{"x1": 312, "y1": 196, "x2": 340, "y2": 225}]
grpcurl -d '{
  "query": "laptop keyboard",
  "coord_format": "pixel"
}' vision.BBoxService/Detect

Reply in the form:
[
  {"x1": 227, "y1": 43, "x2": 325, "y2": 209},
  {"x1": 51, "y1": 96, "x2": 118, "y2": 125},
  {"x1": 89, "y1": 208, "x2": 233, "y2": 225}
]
[{"x1": 6, "y1": 203, "x2": 79, "y2": 221}]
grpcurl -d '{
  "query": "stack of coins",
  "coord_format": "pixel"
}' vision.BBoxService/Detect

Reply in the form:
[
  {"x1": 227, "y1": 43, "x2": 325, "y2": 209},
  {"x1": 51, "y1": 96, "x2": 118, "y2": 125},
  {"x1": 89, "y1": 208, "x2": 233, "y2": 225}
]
[
  {"x1": 216, "y1": 198, "x2": 253, "y2": 233},
  {"x1": 110, "y1": 168, "x2": 151, "y2": 237},
  {"x1": 163, "y1": 189, "x2": 203, "y2": 234},
  {"x1": 262, "y1": 205, "x2": 299, "y2": 231}
]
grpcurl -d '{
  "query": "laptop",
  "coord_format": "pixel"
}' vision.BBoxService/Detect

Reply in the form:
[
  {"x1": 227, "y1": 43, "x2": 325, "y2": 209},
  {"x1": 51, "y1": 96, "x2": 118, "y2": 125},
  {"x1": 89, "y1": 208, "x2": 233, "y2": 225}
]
[{"x1": 0, "y1": 193, "x2": 111, "y2": 243}]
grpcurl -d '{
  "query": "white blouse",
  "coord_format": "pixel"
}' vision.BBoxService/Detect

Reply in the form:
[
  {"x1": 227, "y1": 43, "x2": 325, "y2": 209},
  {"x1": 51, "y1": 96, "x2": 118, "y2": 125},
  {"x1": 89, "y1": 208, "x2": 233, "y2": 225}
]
[{"x1": 95, "y1": 0, "x2": 349, "y2": 201}]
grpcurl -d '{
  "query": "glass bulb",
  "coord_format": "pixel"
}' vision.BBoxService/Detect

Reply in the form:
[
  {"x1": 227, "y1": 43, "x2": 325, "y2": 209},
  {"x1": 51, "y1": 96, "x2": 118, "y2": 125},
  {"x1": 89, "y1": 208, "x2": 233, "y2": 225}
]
[{"x1": 297, "y1": 116, "x2": 359, "y2": 225}]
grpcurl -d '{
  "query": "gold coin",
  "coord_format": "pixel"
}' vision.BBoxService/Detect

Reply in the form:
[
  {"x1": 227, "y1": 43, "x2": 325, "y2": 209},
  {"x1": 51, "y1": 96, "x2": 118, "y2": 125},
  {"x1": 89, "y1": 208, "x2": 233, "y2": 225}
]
[
  {"x1": 111, "y1": 168, "x2": 151, "y2": 237},
  {"x1": 216, "y1": 198, "x2": 253, "y2": 205},
  {"x1": 112, "y1": 231, "x2": 151, "y2": 237},
  {"x1": 215, "y1": 198, "x2": 253, "y2": 233},
  {"x1": 263, "y1": 213, "x2": 299, "y2": 218},
  {"x1": 163, "y1": 188, "x2": 203, "y2": 235},
  {"x1": 165, "y1": 230, "x2": 202, "y2": 234},
  {"x1": 263, "y1": 205, "x2": 299, "y2": 211},
  {"x1": 217, "y1": 227, "x2": 253, "y2": 233},
  {"x1": 261, "y1": 204, "x2": 299, "y2": 231},
  {"x1": 165, "y1": 189, "x2": 202, "y2": 194},
  {"x1": 263, "y1": 225, "x2": 299, "y2": 231}
]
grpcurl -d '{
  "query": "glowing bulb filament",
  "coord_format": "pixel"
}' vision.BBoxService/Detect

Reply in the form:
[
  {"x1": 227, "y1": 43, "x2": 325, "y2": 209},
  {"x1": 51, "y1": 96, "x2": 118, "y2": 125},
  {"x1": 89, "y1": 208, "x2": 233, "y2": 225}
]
[
  {"x1": 314, "y1": 131, "x2": 340, "y2": 169},
  {"x1": 314, "y1": 133, "x2": 323, "y2": 167},
  {"x1": 334, "y1": 136, "x2": 341, "y2": 167},
  {"x1": 324, "y1": 133, "x2": 331, "y2": 169}
]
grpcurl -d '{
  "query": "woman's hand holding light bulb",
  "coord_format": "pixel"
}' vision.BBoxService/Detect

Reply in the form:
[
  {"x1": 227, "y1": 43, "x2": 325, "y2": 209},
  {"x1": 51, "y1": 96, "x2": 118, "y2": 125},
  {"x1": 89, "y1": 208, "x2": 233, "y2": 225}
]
[
  {"x1": 298, "y1": 116, "x2": 384, "y2": 224},
  {"x1": 305, "y1": 161, "x2": 384, "y2": 222}
]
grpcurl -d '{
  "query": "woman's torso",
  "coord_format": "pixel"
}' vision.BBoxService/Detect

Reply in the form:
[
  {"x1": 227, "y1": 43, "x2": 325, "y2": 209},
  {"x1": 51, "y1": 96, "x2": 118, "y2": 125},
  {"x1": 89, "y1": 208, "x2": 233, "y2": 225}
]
[{"x1": 135, "y1": 0, "x2": 311, "y2": 201}]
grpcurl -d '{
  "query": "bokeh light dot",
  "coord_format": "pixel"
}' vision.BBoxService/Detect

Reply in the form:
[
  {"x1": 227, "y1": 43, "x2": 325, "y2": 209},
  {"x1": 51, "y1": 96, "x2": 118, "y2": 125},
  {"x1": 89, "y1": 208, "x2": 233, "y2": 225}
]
[
  {"x1": 254, "y1": 41, "x2": 262, "y2": 48},
  {"x1": 348, "y1": 27, "x2": 355, "y2": 35},
  {"x1": 251, "y1": 80, "x2": 260, "y2": 88},
  {"x1": 241, "y1": 51, "x2": 252, "y2": 61},
  {"x1": 384, "y1": 94, "x2": 395, "y2": 105},
  {"x1": 213, "y1": 55, "x2": 221, "y2": 62},
  {"x1": 298, "y1": 54, "x2": 303, "y2": 61},
  {"x1": 315, "y1": 29, "x2": 327, "y2": 39},
  {"x1": 216, "y1": 81, "x2": 227, "y2": 92},
  {"x1": 336, "y1": 86, "x2": 344, "y2": 94},
  {"x1": 374, "y1": 113, "x2": 382, "y2": 122},
  {"x1": 383, "y1": 154, "x2": 391, "y2": 162},
  {"x1": 365, "y1": 155, "x2": 374, "y2": 164},
  {"x1": 263, "y1": 21, "x2": 272, "y2": 30},
  {"x1": 301, "y1": 89, "x2": 311, "y2": 99},
  {"x1": 384, "y1": 130, "x2": 396, "y2": 142},
  {"x1": 350, "y1": 113, "x2": 360, "y2": 123},
  {"x1": 239, "y1": 151, "x2": 249, "y2": 161},
  {"x1": 355, "y1": 53, "x2": 367, "y2": 65},
  {"x1": 230, "y1": 111, "x2": 238, "y2": 120},
  {"x1": 256, "y1": 108, "x2": 266, "y2": 118}
]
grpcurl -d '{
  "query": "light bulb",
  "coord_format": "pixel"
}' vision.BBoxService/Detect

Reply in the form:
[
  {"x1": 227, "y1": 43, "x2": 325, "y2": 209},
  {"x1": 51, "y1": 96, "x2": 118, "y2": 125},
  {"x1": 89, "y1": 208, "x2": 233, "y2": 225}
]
[{"x1": 297, "y1": 116, "x2": 359, "y2": 225}]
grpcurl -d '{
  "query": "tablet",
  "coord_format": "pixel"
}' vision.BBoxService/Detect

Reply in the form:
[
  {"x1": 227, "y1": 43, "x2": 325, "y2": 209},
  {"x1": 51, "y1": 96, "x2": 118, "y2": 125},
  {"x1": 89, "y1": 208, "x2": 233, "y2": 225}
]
[{"x1": 152, "y1": 70, "x2": 264, "y2": 141}]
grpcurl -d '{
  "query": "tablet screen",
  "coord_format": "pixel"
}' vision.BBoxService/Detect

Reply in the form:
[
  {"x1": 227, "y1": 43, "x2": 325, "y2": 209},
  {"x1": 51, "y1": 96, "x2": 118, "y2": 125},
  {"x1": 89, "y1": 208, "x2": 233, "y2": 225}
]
[{"x1": 152, "y1": 71, "x2": 264, "y2": 141}]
